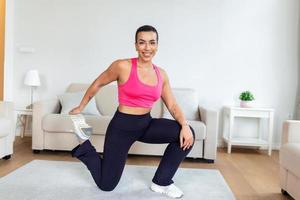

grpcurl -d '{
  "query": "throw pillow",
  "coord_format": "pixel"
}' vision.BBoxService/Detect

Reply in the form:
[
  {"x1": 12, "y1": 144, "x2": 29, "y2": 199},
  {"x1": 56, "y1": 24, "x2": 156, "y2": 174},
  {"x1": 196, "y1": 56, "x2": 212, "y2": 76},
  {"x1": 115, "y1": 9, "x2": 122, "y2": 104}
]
[
  {"x1": 162, "y1": 88, "x2": 200, "y2": 120},
  {"x1": 58, "y1": 91, "x2": 100, "y2": 116}
]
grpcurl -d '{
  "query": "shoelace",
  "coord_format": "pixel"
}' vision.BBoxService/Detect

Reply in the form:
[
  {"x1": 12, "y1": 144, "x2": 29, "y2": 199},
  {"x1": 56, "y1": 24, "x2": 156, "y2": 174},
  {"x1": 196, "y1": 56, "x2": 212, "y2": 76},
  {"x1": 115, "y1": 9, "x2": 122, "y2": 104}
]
[
  {"x1": 73, "y1": 118, "x2": 91, "y2": 128},
  {"x1": 78, "y1": 122, "x2": 90, "y2": 128}
]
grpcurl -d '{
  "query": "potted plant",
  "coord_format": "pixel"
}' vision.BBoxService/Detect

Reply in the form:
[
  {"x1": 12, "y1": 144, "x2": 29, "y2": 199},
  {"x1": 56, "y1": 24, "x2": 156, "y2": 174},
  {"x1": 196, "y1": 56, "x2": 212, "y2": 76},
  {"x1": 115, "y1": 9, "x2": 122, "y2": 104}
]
[{"x1": 239, "y1": 91, "x2": 255, "y2": 108}]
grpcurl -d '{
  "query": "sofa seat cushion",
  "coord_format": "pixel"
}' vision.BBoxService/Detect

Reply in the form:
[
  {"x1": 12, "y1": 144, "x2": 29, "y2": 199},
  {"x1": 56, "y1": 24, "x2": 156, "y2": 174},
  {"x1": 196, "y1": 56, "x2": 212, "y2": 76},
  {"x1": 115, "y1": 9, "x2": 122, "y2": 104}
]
[
  {"x1": 187, "y1": 120, "x2": 206, "y2": 140},
  {"x1": 42, "y1": 114, "x2": 111, "y2": 135},
  {"x1": 280, "y1": 143, "x2": 300, "y2": 178},
  {"x1": 42, "y1": 114, "x2": 206, "y2": 140}
]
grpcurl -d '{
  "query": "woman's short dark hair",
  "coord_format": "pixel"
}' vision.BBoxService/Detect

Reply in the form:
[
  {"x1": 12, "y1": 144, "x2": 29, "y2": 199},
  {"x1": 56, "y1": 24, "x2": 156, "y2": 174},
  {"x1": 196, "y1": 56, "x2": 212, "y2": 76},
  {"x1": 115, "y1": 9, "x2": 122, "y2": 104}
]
[{"x1": 135, "y1": 25, "x2": 159, "y2": 43}]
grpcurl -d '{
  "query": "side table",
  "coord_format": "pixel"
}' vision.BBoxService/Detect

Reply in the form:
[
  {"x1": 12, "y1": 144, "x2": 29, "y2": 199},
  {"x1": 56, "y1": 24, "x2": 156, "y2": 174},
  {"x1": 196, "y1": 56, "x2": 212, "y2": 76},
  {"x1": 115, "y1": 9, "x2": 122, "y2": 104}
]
[
  {"x1": 222, "y1": 106, "x2": 274, "y2": 156},
  {"x1": 15, "y1": 108, "x2": 33, "y2": 138}
]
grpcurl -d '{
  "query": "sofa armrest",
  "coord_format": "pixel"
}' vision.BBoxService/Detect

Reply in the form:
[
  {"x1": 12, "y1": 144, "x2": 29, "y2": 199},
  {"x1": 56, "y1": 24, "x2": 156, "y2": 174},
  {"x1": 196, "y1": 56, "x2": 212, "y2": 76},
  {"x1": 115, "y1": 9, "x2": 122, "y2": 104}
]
[
  {"x1": 0, "y1": 101, "x2": 14, "y2": 157},
  {"x1": 282, "y1": 120, "x2": 300, "y2": 145},
  {"x1": 0, "y1": 101, "x2": 14, "y2": 141},
  {"x1": 32, "y1": 99, "x2": 60, "y2": 150},
  {"x1": 199, "y1": 105, "x2": 219, "y2": 160}
]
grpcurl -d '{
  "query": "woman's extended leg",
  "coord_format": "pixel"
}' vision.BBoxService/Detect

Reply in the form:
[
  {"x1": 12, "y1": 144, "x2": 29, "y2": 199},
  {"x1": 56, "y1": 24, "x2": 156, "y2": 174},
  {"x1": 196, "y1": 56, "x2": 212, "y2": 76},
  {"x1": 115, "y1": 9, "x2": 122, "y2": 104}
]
[
  {"x1": 139, "y1": 118, "x2": 195, "y2": 186},
  {"x1": 71, "y1": 110, "x2": 151, "y2": 191},
  {"x1": 71, "y1": 122, "x2": 137, "y2": 191}
]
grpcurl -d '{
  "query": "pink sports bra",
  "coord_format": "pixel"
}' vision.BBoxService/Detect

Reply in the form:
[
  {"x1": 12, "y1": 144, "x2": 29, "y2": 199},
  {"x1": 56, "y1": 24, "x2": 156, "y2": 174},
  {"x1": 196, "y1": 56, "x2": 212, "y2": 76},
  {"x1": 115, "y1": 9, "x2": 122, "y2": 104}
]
[{"x1": 118, "y1": 58, "x2": 163, "y2": 108}]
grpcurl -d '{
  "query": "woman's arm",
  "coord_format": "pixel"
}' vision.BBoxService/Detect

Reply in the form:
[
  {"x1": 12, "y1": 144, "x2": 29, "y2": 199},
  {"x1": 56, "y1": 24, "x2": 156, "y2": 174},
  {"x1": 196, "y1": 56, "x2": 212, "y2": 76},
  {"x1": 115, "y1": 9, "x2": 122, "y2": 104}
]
[
  {"x1": 69, "y1": 60, "x2": 121, "y2": 114},
  {"x1": 160, "y1": 69, "x2": 188, "y2": 127},
  {"x1": 160, "y1": 68, "x2": 194, "y2": 150}
]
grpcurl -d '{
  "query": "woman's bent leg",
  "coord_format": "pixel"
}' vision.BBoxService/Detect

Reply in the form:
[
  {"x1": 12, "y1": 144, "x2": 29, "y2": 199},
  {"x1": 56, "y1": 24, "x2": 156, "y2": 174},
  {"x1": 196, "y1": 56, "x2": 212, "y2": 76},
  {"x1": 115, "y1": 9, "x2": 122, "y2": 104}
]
[{"x1": 139, "y1": 118, "x2": 195, "y2": 186}]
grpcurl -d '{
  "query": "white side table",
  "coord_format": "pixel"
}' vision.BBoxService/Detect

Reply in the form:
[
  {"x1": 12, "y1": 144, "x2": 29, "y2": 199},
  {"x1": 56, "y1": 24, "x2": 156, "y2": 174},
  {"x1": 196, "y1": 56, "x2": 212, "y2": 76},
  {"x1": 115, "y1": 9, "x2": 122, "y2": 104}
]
[
  {"x1": 222, "y1": 106, "x2": 274, "y2": 156},
  {"x1": 15, "y1": 108, "x2": 33, "y2": 138}
]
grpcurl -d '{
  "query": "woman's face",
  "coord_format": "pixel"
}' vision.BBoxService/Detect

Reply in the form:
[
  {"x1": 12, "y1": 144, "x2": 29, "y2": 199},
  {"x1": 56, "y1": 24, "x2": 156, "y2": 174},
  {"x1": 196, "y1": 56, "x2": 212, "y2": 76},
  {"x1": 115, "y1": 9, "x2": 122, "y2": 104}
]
[{"x1": 135, "y1": 31, "x2": 158, "y2": 62}]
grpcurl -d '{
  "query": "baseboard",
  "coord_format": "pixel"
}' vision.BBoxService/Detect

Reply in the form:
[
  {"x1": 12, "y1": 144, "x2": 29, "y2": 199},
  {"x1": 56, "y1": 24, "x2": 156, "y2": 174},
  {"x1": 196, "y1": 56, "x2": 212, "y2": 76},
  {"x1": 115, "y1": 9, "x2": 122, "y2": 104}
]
[
  {"x1": 15, "y1": 131, "x2": 32, "y2": 137},
  {"x1": 218, "y1": 139, "x2": 280, "y2": 150}
]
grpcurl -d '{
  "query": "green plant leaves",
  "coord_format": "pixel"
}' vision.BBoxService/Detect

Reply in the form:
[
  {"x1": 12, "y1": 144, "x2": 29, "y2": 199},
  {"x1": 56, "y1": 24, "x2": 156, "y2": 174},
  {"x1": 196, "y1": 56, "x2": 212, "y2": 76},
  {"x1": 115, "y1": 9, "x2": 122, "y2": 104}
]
[{"x1": 239, "y1": 91, "x2": 255, "y2": 101}]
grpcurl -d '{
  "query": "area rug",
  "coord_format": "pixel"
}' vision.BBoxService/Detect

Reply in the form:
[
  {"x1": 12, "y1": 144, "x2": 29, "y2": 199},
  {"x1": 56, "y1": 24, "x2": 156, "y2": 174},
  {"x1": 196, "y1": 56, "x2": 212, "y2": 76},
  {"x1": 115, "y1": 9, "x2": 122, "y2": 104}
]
[{"x1": 0, "y1": 160, "x2": 235, "y2": 200}]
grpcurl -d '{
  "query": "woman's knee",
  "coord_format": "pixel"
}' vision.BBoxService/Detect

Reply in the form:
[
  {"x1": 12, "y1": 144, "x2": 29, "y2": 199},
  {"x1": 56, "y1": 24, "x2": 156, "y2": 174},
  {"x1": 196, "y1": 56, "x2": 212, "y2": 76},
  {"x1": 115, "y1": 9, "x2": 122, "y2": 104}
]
[{"x1": 98, "y1": 182, "x2": 118, "y2": 192}]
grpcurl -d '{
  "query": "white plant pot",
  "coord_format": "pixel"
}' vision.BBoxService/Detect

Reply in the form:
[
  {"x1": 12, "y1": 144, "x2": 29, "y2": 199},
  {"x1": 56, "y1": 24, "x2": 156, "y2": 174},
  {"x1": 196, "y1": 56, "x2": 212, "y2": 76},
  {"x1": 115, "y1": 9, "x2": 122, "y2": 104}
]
[{"x1": 240, "y1": 100, "x2": 254, "y2": 108}]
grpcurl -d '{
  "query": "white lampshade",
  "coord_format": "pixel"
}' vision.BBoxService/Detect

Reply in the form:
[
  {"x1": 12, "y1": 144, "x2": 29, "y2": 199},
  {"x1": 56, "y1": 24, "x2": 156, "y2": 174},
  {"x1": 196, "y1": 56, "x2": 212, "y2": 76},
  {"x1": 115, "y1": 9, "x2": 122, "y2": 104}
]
[{"x1": 24, "y1": 70, "x2": 41, "y2": 86}]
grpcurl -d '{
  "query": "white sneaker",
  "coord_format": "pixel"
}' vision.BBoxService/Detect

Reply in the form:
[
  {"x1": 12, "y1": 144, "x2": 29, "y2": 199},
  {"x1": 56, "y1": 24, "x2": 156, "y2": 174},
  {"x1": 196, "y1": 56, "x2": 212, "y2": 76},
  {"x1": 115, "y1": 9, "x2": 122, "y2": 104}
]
[
  {"x1": 150, "y1": 182, "x2": 184, "y2": 199},
  {"x1": 70, "y1": 114, "x2": 93, "y2": 142}
]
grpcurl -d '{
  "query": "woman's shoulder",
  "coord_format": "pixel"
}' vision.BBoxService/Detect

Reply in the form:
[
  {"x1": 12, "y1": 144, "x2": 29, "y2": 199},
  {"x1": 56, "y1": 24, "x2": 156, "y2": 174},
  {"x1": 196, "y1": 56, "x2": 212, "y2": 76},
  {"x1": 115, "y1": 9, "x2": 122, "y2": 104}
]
[
  {"x1": 112, "y1": 58, "x2": 131, "y2": 67},
  {"x1": 155, "y1": 65, "x2": 166, "y2": 75},
  {"x1": 110, "y1": 58, "x2": 132, "y2": 71},
  {"x1": 155, "y1": 66, "x2": 168, "y2": 82}
]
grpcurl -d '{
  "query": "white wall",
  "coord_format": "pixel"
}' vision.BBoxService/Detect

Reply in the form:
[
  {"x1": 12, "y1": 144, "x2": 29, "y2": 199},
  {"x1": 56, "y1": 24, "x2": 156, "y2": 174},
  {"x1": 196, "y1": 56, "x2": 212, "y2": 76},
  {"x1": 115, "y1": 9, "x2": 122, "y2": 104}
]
[
  {"x1": 7, "y1": 0, "x2": 299, "y2": 147},
  {"x1": 295, "y1": 2, "x2": 300, "y2": 120},
  {"x1": 4, "y1": 0, "x2": 14, "y2": 101}
]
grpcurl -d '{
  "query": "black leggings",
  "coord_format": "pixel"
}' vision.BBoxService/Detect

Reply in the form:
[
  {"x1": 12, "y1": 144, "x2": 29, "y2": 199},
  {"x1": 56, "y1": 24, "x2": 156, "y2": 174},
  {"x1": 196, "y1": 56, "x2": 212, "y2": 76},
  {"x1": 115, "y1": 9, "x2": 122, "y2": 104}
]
[{"x1": 71, "y1": 109, "x2": 195, "y2": 191}]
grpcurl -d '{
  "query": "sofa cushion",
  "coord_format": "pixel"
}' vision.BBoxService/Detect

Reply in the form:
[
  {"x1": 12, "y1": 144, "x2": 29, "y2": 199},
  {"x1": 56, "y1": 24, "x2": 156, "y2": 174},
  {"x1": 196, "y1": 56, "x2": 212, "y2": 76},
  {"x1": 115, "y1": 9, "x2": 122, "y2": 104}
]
[
  {"x1": 280, "y1": 143, "x2": 300, "y2": 178},
  {"x1": 42, "y1": 114, "x2": 206, "y2": 140},
  {"x1": 65, "y1": 83, "x2": 89, "y2": 93},
  {"x1": 188, "y1": 120, "x2": 206, "y2": 140},
  {"x1": 94, "y1": 85, "x2": 119, "y2": 116},
  {"x1": 58, "y1": 91, "x2": 100, "y2": 116},
  {"x1": 42, "y1": 114, "x2": 111, "y2": 135},
  {"x1": 65, "y1": 83, "x2": 164, "y2": 118},
  {"x1": 163, "y1": 88, "x2": 200, "y2": 121}
]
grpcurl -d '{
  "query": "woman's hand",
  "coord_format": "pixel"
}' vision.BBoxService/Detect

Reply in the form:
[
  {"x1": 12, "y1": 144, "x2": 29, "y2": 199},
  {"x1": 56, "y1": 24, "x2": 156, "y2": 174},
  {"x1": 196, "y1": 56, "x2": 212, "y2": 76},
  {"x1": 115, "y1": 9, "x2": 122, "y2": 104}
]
[
  {"x1": 69, "y1": 106, "x2": 82, "y2": 115},
  {"x1": 179, "y1": 125, "x2": 194, "y2": 151}
]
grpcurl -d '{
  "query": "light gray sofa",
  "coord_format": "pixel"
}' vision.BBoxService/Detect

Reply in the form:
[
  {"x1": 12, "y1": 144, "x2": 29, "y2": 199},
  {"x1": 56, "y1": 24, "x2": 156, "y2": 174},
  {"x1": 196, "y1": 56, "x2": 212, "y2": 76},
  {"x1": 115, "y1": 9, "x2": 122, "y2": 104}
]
[
  {"x1": 280, "y1": 120, "x2": 300, "y2": 199},
  {"x1": 0, "y1": 101, "x2": 14, "y2": 160},
  {"x1": 32, "y1": 83, "x2": 218, "y2": 162}
]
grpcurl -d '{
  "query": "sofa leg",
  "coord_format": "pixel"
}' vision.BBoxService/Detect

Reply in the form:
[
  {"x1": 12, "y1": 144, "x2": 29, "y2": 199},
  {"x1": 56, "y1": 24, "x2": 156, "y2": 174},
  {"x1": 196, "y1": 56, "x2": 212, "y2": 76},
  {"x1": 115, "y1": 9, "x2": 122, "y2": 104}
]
[
  {"x1": 2, "y1": 155, "x2": 11, "y2": 160},
  {"x1": 281, "y1": 189, "x2": 288, "y2": 195},
  {"x1": 191, "y1": 158, "x2": 215, "y2": 163},
  {"x1": 33, "y1": 150, "x2": 41, "y2": 154},
  {"x1": 204, "y1": 159, "x2": 215, "y2": 163}
]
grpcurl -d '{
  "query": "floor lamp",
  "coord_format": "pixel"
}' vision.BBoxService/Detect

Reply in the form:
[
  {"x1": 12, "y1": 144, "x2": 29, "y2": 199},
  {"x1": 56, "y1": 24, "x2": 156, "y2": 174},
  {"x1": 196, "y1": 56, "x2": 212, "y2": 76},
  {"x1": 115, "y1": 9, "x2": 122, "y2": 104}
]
[{"x1": 24, "y1": 70, "x2": 41, "y2": 109}]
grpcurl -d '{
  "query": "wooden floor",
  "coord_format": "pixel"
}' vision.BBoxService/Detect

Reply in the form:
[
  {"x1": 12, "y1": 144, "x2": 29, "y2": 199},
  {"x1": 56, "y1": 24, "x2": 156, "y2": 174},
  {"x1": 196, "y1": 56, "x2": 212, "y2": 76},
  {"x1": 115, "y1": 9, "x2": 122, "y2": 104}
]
[{"x1": 0, "y1": 137, "x2": 294, "y2": 200}]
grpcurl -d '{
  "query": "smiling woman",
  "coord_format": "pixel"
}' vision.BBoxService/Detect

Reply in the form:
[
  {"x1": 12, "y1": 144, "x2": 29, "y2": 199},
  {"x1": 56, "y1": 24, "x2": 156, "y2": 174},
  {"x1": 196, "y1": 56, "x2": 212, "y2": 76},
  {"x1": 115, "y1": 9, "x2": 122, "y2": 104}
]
[
  {"x1": 67, "y1": 25, "x2": 196, "y2": 199},
  {"x1": 0, "y1": 0, "x2": 5, "y2": 100}
]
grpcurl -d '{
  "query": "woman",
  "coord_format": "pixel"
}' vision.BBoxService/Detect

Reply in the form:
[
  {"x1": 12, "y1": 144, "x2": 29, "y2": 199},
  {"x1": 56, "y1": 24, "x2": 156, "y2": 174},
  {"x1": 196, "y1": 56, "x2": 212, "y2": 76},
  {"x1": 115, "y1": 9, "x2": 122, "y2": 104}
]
[{"x1": 69, "y1": 25, "x2": 195, "y2": 199}]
